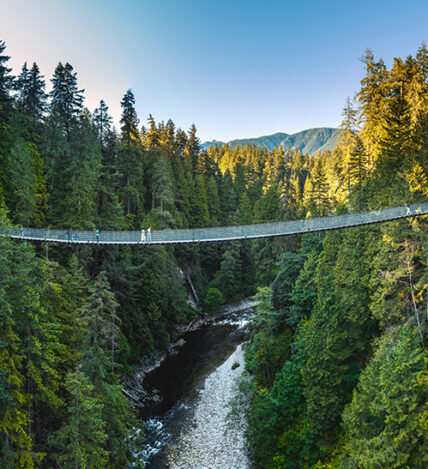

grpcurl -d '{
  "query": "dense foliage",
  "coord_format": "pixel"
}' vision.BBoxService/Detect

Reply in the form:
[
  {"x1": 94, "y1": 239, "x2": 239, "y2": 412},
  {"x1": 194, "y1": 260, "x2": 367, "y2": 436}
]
[
  {"x1": 0, "y1": 38, "x2": 427, "y2": 468},
  {"x1": 243, "y1": 46, "x2": 428, "y2": 468},
  {"x1": 0, "y1": 38, "x2": 299, "y2": 467}
]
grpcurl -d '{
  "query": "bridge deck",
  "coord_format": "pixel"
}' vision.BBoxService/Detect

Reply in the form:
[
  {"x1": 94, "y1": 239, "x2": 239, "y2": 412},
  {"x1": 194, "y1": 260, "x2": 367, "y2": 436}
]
[{"x1": 1, "y1": 202, "x2": 427, "y2": 245}]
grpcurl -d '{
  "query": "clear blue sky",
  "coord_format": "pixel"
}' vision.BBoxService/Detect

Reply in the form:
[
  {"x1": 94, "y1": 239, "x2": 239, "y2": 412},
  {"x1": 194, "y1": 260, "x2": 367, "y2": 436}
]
[{"x1": 2, "y1": 0, "x2": 427, "y2": 141}]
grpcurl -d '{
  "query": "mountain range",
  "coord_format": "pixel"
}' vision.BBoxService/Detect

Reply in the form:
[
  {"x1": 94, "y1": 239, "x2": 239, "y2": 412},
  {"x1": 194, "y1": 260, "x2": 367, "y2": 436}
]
[{"x1": 201, "y1": 127, "x2": 340, "y2": 155}]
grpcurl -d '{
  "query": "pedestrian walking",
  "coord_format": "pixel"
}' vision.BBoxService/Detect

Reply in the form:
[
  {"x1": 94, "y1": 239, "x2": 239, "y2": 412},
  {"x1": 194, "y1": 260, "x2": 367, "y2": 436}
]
[
  {"x1": 147, "y1": 227, "x2": 151, "y2": 242},
  {"x1": 141, "y1": 228, "x2": 146, "y2": 243},
  {"x1": 74, "y1": 229, "x2": 79, "y2": 241},
  {"x1": 406, "y1": 204, "x2": 411, "y2": 216},
  {"x1": 96, "y1": 228, "x2": 100, "y2": 243},
  {"x1": 19, "y1": 225, "x2": 24, "y2": 237},
  {"x1": 67, "y1": 228, "x2": 72, "y2": 242}
]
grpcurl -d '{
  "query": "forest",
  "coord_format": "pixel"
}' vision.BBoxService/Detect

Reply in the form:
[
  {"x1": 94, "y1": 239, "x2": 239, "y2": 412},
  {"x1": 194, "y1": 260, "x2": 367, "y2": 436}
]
[{"x1": 0, "y1": 37, "x2": 427, "y2": 468}]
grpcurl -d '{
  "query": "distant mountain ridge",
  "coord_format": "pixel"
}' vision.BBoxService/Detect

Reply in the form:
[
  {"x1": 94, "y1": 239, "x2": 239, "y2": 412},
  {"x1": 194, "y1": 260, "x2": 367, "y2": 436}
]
[{"x1": 202, "y1": 127, "x2": 340, "y2": 155}]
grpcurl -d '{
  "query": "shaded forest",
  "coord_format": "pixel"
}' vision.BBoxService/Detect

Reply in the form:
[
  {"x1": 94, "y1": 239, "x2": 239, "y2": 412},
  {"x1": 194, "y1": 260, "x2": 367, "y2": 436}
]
[{"x1": 0, "y1": 37, "x2": 427, "y2": 468}]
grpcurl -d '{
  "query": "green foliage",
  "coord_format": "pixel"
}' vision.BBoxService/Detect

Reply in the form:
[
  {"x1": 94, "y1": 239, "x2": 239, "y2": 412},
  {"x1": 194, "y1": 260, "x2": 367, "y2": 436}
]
[
  {"x1": 1, "y1": 39, "x2": 428, "y2": 468},
  {"x1": 203, "y1": 287, "x2": 224, "y2": 313},
  {"x1": 50, "y1": 370, "x2": 109, "y2": 469},
  {"x1": 338, "y1": 326, "x2": 427, "y2": 468}
]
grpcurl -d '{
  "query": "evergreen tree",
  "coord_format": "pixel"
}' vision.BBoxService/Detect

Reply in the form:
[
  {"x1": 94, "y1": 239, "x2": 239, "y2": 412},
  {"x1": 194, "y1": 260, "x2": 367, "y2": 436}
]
[
  {"x1": 81, "y1": 272, "x2": 120, "y2": 374},
  {"x1": 358, "y1": 49, "x2": 388, "y2": 164},
  {"x1": 339, "y1": 96, "x2": 359, "y2": 198},
  {"x1": 185, "y1": 123, "x2": 200, "y2": 170},
  {"x1": 144, "y1": 114, "x2": 159, "y2": 149},
  {"x1": 50, "y1": 370, "x2": 108, "y2": 469},
  {"x1": 237, "y1": 191, "x2": 253, "y2": 225},
  {"x1": 119, "y1": 89, "x2": 144, "y2": 219},
  {"x1": 94, "y1": 99, "x2": 113, "y2": 146},
  {"x1": 189, "y1": 174, "x2": 210, "y2": 227},
  {"x1": 152, "y1": 153, "x2": 175, "y2": 227},
  {"x1": 53, "y1": 113, "x2": 102, "y2": 228},
  {"x1": 206, "y1": 175, "x2": 221, "y2": 225},
  {"x1": 305, "y1": 157, "x2": 330, "y2": 216},
  {"x1": 220, "y1": 170, "x2": 237, "y2": 224},
  {"x1": 339, "y1": 326, "x2": 427, "y2": 468},
  {"x1": 0, "y1": 40, "x2": 13, "y2": 117},
  {"x1": 212, "y1": 244, "x2": 242, "y2": 301},
  {"x1": 5, "y1": 139, "x2": 39, "y2": 224},
  {"x1": 50, "y1": 62, "x2": 84, "y2": 135},
  {"x1": 15, "y1": 62, "x2": 46, "y2": 120},
  {"x1": 348, "y1": 135, "x2": 369, "y2": 209},
  {"x1": 0, "y1": 40, "x2": 13, "y2": 201}
]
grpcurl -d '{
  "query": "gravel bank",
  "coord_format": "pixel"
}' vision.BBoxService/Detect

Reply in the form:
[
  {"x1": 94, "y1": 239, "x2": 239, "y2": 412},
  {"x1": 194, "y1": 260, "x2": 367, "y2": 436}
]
[{"x1": 166, "y1": 343, "x2": 250, "y2": 469}]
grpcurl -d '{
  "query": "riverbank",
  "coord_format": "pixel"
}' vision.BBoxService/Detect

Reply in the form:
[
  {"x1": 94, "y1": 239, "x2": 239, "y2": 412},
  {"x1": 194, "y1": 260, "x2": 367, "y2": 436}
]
[
  {"x1": 166, "y1": 343, "x2": 250, "y2": 469},
  {"x1": 138, "y1": 300, "x2": 255, "y2": 467},
  {"x1": 124, "y1": 299, "x2": 257, "y2": 409}
]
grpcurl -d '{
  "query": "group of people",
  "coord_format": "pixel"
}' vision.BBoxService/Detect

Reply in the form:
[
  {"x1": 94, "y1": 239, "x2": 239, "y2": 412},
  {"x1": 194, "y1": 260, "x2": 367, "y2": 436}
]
[
  {"x1": 67, "y1": 228, "x2": 80, "y2": 241},
  {"x1": 66, "y1": 228, "x2": 100, "y2": 242},
  {"x1": 140, "y1": 227, "x2": 152, "y2": 243}
]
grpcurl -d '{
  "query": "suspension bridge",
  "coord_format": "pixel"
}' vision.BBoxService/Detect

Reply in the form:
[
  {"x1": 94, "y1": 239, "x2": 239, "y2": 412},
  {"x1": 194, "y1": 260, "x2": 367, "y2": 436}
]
[{"x1": 1, "y1": 202, "x2": 428, "y2": 245}]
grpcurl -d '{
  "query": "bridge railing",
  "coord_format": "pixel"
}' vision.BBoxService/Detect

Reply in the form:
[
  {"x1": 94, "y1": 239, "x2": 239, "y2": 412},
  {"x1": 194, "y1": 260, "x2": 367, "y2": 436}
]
[{"x1": 1, "y1": 202, "x2": 427, "y2": 244}]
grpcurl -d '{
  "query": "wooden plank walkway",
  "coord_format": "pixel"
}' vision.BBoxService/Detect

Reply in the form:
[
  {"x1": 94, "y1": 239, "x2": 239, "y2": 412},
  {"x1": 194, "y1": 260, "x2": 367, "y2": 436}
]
[{"x1": 1, "y1": 202, "x2": 427, "y2": 245}]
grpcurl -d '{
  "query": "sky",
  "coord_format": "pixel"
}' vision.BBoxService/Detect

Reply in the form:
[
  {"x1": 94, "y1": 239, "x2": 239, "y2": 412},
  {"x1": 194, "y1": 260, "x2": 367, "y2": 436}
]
[{"x1": 1, "y1": 0, "x2": 427, "y2": 142}]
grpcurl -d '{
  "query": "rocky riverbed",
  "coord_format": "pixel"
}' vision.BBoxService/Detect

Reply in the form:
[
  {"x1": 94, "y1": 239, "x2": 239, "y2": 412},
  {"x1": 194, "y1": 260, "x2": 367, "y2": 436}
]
[
  {"x1": 166, "y1": 343, "x2": 250, "y2": 469},
  {"x1": 124, "y1": 299, "x2": 256, "y2": 410},
  {"x1": 137, "y1": 300, "x2": 255, "y2": 468}
]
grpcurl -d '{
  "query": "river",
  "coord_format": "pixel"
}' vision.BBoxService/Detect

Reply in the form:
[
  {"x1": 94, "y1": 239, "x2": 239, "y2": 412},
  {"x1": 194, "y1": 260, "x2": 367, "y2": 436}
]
[{"x1": 139, "y1": 304, "x2": 254, "y2": 468}]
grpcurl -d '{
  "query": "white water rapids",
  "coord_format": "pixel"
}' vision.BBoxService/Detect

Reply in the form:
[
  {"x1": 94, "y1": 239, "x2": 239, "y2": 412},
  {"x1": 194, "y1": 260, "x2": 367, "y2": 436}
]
[{"x1": 165, "y1": 343, "x2": 250, "y2": 469}]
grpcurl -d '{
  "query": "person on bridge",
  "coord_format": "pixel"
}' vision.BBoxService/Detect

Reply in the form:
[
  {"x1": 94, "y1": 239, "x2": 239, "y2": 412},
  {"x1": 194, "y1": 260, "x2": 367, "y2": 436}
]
[
  {"x1": 406, "y1": 204, "x2": 412, "y2": 216},
  {"x1": 74, "y1": 229, "x2": 79, "y2": 241},
  {"x1": 141, "y1": 228, "x2": 146, "y2": 243},
  {"x1": 147, "y1": 227, "x2": 151, "y2": 242},
  {"x1": 96, "y1": 228, "x2": 100, "y2": 243},
  {"x1": 19, "y1": 225, "x2": 24, "y2": 237},
  {"x1": 67, "y1": 228, "x2": 72, "y2": 242}
]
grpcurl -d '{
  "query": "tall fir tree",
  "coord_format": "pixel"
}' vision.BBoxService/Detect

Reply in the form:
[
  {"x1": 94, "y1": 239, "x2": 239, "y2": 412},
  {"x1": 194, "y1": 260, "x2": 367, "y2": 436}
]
[
  {"x1": 50, "y1": 62, "x2": 84, "y2": 136},
  {"x1": 15, "y1": 62, "x2": 46, "y2": 120},
  {"x1": 119, "y1": 89, "x2": 145, "y2": 220}
]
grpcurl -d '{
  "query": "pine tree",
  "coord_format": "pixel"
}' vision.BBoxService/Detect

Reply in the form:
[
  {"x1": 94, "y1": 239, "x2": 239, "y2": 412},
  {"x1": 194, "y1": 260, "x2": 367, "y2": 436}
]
[
  {"x1": 212, "y1": 244, "x2": 242, "y2": 301},
  {"x1": 0, "y1": 236, "x2": 35, "y2": 468},
  {"x1": 78, "y1": 272, "x2": 134, "y2": 466},
  {"x1": 189, "y1": 174, "x2": 210, "y2": 227},
  {"x1": 81, "y1": 272, "x2": 120, "y2": 374},
  {"x1": 53, "y1": 113, "x2": 102, "y2": 228},
  {"x1": 144, "y1": 114, "x2": 159, "y2": 149},
  {"x1": 152, "y1": 153, "x2": 175, "y2": 228},
  {"x1": 206, "y1": 175, "x2": 221, "y2": 225},
  {"x1": 220, "y1": 170, "x2": 237, "y2": 224},
  {"x1": 339, "y1": 97, "x2": 359, "y2": 198},
  {"x1": 348, "y1": 135, "x2": 368, "y2": 209},
  {"x1": 94, "y1": 99, "x2": 113, "y2": 146},
  {"x1": 50, "y1": 370, "x2": 108, "y2": 469},
  {"x1": 340, "y1": 326, "x2": 427, "y2": 468},
  {"x1": 358, "y1": 49, "x2": 388, "y2": 164},
  {"x1": 185, "y1": 124, "x2": 200, "y2": 167},
  {"x1": 119, "y1": 89, "x2": 144, "y2": 219},
  {"x1": 15, "y1": 62, "x2": 46, "y2": 120},
  {"x1": 0, "y1": 40, "x2": 13, "y2": 117},
  {"x1": 237, "y1": 191, "x2": 253, "y2": 225},
  {"x1": 5, "y1": 139, "x2": 39, "y2": 224},
  {"x1": 50, "y1": 62, "x2": 84, "y2": 135},
  {"x1": 0, "y1": 40, "x2": 13, "y2": 202},
  {"x1": 305, "y1": 157, "x2": 330, "y2": 217}
]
